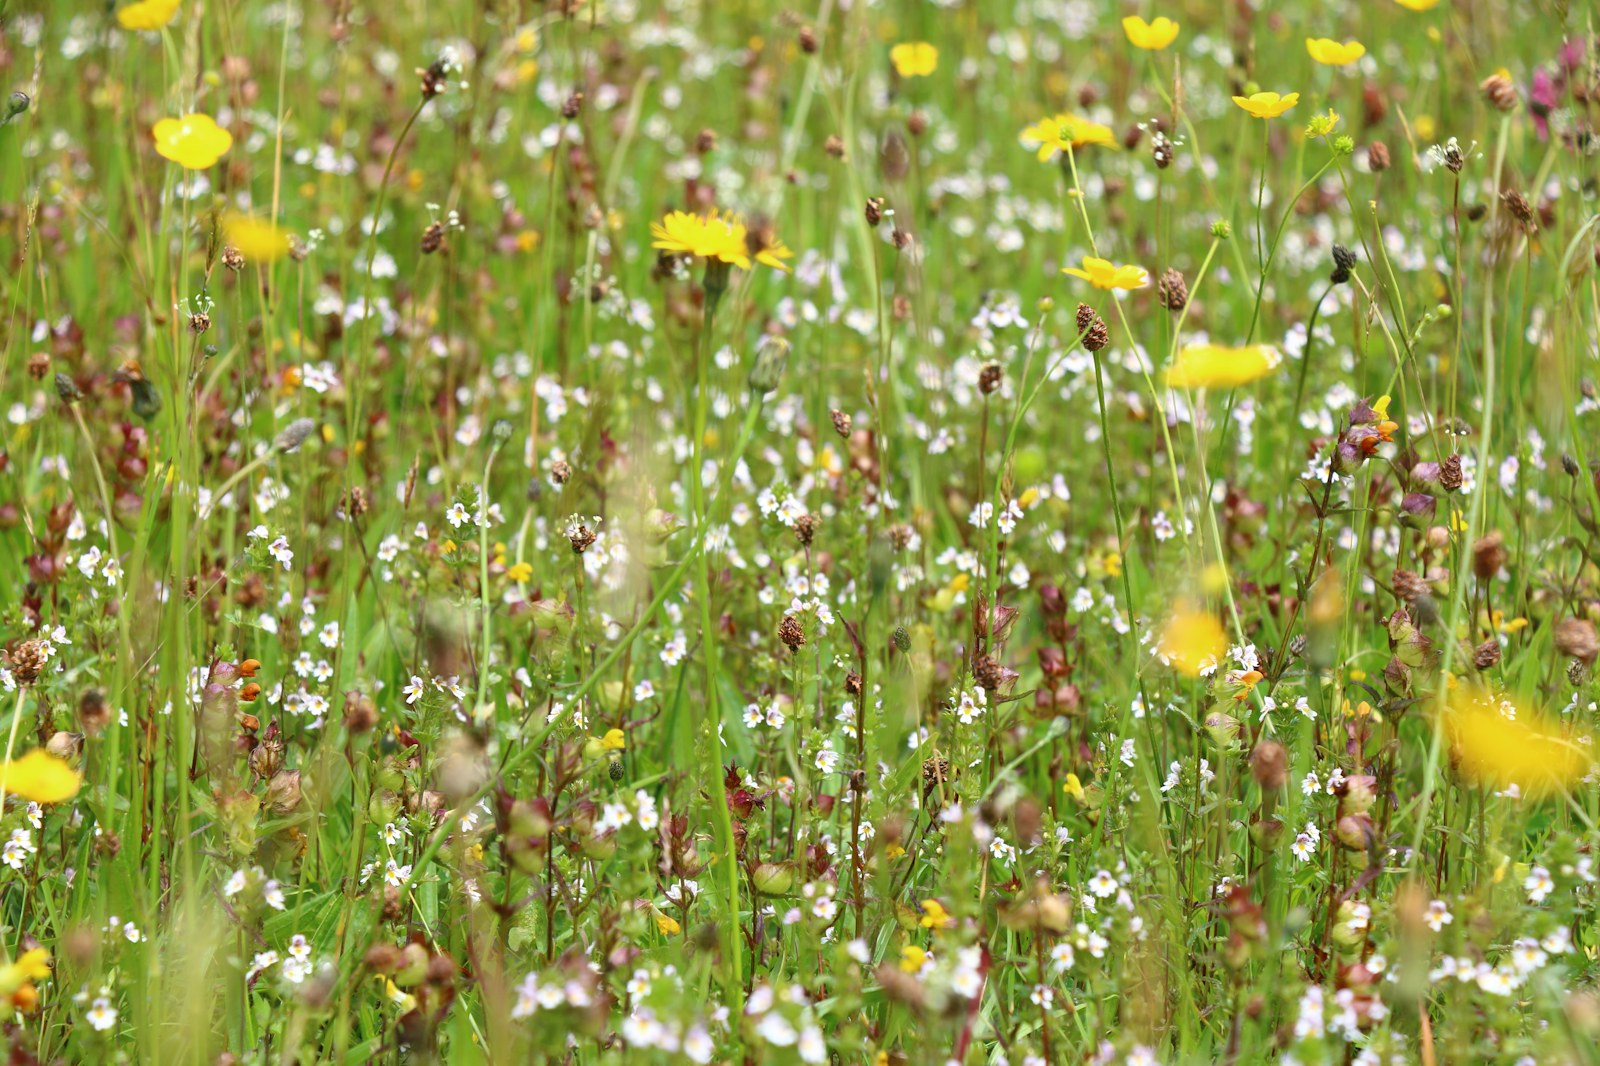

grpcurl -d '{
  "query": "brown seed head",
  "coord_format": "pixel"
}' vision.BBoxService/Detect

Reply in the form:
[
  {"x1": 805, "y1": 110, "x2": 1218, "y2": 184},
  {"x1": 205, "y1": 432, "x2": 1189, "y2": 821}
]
[
  {"x1": 779, "y1": 614, "x2": 806, "y2": 650},
  {"x1": 1157, "y1": 268, "x2": 1188, "y2": 311},
  {"x1": 1076, "y1": 303, "x2": 1109, "y2": 352}
]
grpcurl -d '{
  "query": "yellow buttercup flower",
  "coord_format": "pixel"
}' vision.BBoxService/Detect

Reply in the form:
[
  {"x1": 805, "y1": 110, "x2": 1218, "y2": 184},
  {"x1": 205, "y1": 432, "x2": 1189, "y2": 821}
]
[
  {"x1": 116, "y1": 0, "x2": 180, "y2": 30},
  {"x1": 1306, "y1": 38, "x2": 1366, "y2": 66},
  {"x1": 890, "y1": 42, "x2": 938, "y2": 78},
  {"x1": 1394, "y1": 0, "x2": 1440, "y2": 9},
  {"x1": 1019, "y1": 114, "x2": 1117, "y2": 162},
  {"x1": 1158, "y1": 607, "x2": 1228, "y2": 677},
  {"x1": 0, "y1": 750, "x2": 80, "y2": 805},
  {"x1": 221, "y1": 213, "x2": 291, "y2": 262},
  {"x1": 1164, "y1": 343, "x2": 1282, "y2": 388},
  {"x1": 1062, "y1": 256, "x2": 1147, "y2": 290},
  {"x1": 1232, "y1": 91, "x2": 1300, "y2": 119},
  {"x1": 1121, "y1": 16, "x2": 1180, "y2": 50},
  {"x1": 152, "y1": 113, "x2": 233, "y2": 170}
]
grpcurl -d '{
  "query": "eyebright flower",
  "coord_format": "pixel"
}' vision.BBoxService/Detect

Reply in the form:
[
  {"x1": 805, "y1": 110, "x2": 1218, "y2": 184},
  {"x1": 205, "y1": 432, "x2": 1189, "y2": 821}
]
[
  {"x1": 1019, "y1": 114, "x2": 1117, "y2": 161},
  {"x1": 1164, "y1": 344, "x2": 1282, "y2": 389},
  {"x1": 1061, "y1": 256, "x2": 1147, "y2": 290},
  {"x1": 1306, "y1": 38, "x2": 1366, "y2": 66},
  {"x1": 889, "y1": 41, "x2": 938, "y2": 78},
  {"x1": 1232, "y1": 91, "x2": 1300, "y2": 119},
  {"x1": 1121, "y1": 15, "x2": 1180, "y2": 50},
  {"x1": 151, "y1": 113, "x2": 233, "y2": 170},
  {"x1": 115, "y1": 0, "x2": 180, "y2": 30}
]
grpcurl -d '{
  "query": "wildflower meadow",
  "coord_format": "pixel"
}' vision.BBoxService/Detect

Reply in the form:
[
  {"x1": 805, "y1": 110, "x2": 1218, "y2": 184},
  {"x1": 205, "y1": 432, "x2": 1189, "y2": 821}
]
[{"x1": 1, "y1": 0, "x2": 1599, "y2": 1062}]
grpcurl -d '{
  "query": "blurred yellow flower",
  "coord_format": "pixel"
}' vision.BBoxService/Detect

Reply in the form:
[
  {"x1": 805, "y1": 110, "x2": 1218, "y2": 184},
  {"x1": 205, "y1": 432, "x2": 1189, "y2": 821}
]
[
  {"x1": 1306, "y1": 38, "x2": 1366, "y2": 66},
  {"x1": 1121, "y1": 16, "x2": 1180, "y2": 50},
  {"x1": 1158, "y1": 608, "x2": 1227, "y2": 677},
  {"x1": 1232, "y1": 91, "x2": 1300, "y2": 119},
  {"x1": 1447, "y1": 687, "x2": 1591, "y2": 797},
  {"x1": 506, "y1": 561, "x2": 533, "y2": 583},
  {"x1": 599, "y1": 728, "x2": 626, "y2": 751},
  {"x1": 919, "y1": 899, "x2": 954, "y2": 929},
  {"x1": 1062, "y1": 772, "x2": 1085, "y2": 801},
  {"x1": 152, "y1": 113, "x2": 232, "y2": 170},
  {"x1": 655, "y1": 911, "x2": 681, "y2": 936},
  {"x1": 1164, "y1": 344, "x2": 1282, "y2": 389},
  {"x1": 0, "y1": 750, "x2": 80, "y2": 805},
  {"x1": 898, "y1": 944, "x2": 928, "y2": 973},
  {"x1": 890, "y1": 42, "x2": 938, "y2": 78},
  {"x1": 1062, "y1": 256, "x2": 1147, "y2": 290},
  {"x1": 0, "y1": 948, "x2": 48, "y2": 1017},
  {"x1": 116, "y1": 0, "x2": 180, "y2": 30},
  {"x1": 1020, "y1": 114, "x2": 1116, "y2": 161},
  {"x1": 222, "y1": 213, "x2": 290, "y2": 262},
  {"x1": 1394, "y1": 0, "x2": 1440, "y2": 9}
]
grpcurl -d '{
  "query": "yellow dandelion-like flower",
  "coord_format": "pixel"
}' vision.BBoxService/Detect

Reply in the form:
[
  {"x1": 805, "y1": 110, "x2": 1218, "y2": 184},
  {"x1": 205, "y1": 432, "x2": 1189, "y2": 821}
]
[
  {"x1": 221, "y1": 213, "x2": 291, "y2": 263},
  {"x1": 1447, "y1": 687, "x2": 1592, "y2": 797},
  {"x1": 1158, "y1": 607, "x2": 1228, "y2": 678},
  {"x1": 1164, "y1": 344, "x2": 1282, "y2": 389},
  {"x1": 116, "y1": 0, "x2": 180, "y2": 30},
  {"x1": 890, "y1": 42, "x2": 938, "y2": 78},
  {"x1": 1020, "y1": 114, "x2": 1117, "y2": 162},
  {"x1": 1306, "y1": 38, "x2": 1366, "y2": 66},
  {"x1": 0, "y1": 750, "x2": 81, "y2": 805},
  {"x1": 1061, "y1": 256, "x2": 1147, "y2": 291},
  {"x1": 152, "y1": 113, "x2": 233, "y2": 170},
  {"x1": 1121, "y1": 16, "x2": 1180, "y2": 50},
  {"x1": 1232, "y1": 91, "x2": 1300, "y2": 119},
  {"x1": 649, "y1": 210, "x2": 747, "y2": 266}
]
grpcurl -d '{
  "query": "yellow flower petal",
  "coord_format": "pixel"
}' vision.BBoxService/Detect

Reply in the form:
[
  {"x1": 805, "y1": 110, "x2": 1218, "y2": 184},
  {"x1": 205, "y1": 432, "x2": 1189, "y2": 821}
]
[
  {"x1": 221, "y1": 213, "x2": 291, "y2": 262},
  {"x1": 1158, "y1": 608, "x2": 1228, "y2": 677},
  {"x1": 1121, "y1": 16, "x2": 1180, "y2": 50},
  {"x1": 116, "y1": 0, "x2": 180, "y2": 31},
  {"x1": 1306, "y1": 38, "x2": 1366, "y2": 66},
  {"x1": 1, "y1": 750, "x2": 81, "y2": 805},
  {"x1": 1061, "y1": 255, "x2": 1147, "y2": 291},
  {"x1": 152, "y1": 113, "x2": 233, "y2": 170},
  {"x1": 1232, "y1": 91, "x2": 1300, "y2": 119},
  {"x1": 890, "y1": 42, "x2": 938, "y2": 78},
  {"x1": 1448, "y1": 687, "x2": 1592, "y2": 797},
  {"x1": 1164, "y1": 343, "x2": 1282, "y2": 388}
]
